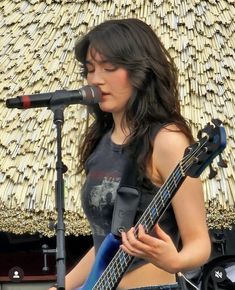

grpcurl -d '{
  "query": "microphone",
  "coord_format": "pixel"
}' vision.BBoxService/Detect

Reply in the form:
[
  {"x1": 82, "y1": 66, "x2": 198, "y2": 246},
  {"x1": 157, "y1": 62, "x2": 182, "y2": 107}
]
[{"x1": 6, "y1": 85, "x2": 101, "y2": 109}]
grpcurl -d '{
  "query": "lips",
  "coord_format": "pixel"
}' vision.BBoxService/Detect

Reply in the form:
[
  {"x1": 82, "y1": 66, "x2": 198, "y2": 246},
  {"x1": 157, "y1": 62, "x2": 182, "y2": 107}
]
[{"x1": 100, "y1": 92, "x2": 110, "y2": 101}]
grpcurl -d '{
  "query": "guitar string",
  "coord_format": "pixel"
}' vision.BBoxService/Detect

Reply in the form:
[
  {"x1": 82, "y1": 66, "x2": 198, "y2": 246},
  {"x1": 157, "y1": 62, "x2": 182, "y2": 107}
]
[{"x1": 94, "y1": 137, "x2": 211, "y2": 289}]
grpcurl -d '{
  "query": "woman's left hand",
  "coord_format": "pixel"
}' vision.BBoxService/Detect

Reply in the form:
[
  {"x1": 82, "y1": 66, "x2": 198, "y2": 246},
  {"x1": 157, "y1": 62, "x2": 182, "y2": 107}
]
[{"x1": 120, "y1": 224, "x2": 181, "y2": 273}]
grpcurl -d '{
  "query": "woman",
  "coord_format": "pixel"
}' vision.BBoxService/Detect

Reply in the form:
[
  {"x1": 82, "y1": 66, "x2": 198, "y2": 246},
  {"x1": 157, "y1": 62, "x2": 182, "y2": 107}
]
[{"x1": 50, "y1": 18, "x2": 211, "y2": 290}]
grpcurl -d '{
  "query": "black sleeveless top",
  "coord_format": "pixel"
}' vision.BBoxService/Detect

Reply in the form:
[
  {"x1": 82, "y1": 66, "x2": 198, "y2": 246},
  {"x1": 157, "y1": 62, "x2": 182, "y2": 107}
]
[{"x1": 81, "y1": 125, "x2": 180, "y2": 271}]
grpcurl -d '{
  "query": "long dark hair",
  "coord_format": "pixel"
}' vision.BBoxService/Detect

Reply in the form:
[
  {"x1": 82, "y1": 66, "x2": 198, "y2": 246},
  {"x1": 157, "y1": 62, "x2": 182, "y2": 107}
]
[{"x1": 75, "y1": 18, "x2": 193, "y2": 176}]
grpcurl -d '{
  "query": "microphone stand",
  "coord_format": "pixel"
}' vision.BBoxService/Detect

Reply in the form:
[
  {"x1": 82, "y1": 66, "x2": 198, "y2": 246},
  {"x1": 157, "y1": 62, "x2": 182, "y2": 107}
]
[{"x1": 50, "y1": 104, "x2": 67, "y2": 290}]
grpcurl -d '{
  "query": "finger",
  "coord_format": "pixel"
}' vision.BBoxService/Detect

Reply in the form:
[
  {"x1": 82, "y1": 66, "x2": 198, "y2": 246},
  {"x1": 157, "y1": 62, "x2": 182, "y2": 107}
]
[
  {"x1": 122, "y1": 228, "x2": 139, "y2": 249},
  {"x1": 120, "y1": 243, "x2": 144, "y2": 256},
  {"x1": 121, "y1": 228, "x2": 136, "y2": 249},
  {"x1": 137, "y1": 224, "x2": 159, "y2": 247},
  {"x1": 154, "y1": 224, "x2": 171, "y2": 242},
  {"x1": 121, "y1": 228, "x2": 149, "y2": 256},
  {"x1": 121, "y1": 229, "x2": 130, "y2": 245},
  {"x1": 137, "y1": 224, "x2": 150, "y2": 241},
  {"x1": 120, "y1": 238, "x2": 145, "y2": 256}
]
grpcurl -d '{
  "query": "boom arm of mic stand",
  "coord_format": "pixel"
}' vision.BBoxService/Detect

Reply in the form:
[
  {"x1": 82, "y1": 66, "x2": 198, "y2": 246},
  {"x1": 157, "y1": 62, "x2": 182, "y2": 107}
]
[{"x1": 50, "y1": 104, "x2": 67, "y2": 290}]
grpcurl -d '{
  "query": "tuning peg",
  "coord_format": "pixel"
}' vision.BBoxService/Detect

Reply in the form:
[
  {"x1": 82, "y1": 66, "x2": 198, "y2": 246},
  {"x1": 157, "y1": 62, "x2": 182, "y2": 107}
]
[
  {"x1": 217, "y1": 154, "x2": 227, "y2": 168},
  {"x1": 201, "y1": 123, "x2": 214, "y2": 138},
  {"x1": 212, "y1": 118, "x2": 222, "y2": 127},
  {"x1": 197, "y1": 129, "x2": 202, "y2": 139},
  {"x1": 208, "y1": 164, "x2": 217, "y2": 179}
]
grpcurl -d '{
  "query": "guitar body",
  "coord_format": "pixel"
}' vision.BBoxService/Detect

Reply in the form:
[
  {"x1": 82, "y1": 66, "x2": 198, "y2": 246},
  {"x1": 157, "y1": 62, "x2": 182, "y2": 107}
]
[{"x1": 78, "y1": 233, "x2": 121, "y2": 290}]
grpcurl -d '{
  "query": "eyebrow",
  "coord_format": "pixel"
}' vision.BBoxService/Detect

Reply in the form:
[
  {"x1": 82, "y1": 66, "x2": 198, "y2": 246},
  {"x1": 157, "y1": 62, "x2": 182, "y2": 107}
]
[{"x1": 85, "y1": 59, "x2": 110, "y2": 65}]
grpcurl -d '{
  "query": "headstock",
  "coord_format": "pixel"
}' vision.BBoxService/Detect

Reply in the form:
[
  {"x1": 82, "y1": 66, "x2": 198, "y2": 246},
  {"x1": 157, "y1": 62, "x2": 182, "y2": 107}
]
[{"x1": 184, "y1": 119, "x2": 226, "y2": 178}]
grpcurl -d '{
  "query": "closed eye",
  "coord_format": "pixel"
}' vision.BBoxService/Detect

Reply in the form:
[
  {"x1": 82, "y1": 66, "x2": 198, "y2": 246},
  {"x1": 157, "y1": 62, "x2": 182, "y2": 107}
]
[
  {"x1": 85, "y1": 62, "x2": 95, "y2": 73},
  {"x1": 104, "y1": 66, "x2": 117, "y2": 72},
  {"x1": 85, "y1": 59, "x2": 118, "y2": 73}
]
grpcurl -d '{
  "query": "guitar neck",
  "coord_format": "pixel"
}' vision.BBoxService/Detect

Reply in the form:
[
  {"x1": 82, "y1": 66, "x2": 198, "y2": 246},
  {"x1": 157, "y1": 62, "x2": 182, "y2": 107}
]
[
  {"x1": 93, "y1": 162, "x2": 187, "y2": 289},
  {"x1": 136, "y1": 162, "x2": 186, "y2": 233}
]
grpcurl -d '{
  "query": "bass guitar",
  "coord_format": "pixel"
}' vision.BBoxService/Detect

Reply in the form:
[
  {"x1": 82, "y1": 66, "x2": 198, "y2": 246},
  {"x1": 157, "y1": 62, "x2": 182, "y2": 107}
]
[{"x1": 78, "y1": 119, "x2": 227, "y2": 290}]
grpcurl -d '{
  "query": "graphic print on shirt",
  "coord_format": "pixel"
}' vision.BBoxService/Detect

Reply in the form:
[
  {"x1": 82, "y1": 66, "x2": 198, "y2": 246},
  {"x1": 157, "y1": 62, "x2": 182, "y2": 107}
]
[{"x1": 88, "y1": 176, "x2": 120, "y2": 236}]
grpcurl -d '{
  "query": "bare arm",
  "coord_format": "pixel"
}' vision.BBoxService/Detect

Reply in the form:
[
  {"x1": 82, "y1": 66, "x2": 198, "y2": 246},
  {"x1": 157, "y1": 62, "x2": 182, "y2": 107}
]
[
  {"x1": 153, "y1": 125, "x2": 211, "y2": 271},
  {"x1": 49, "y1": 246, "x2": 95, "y2": 290}
]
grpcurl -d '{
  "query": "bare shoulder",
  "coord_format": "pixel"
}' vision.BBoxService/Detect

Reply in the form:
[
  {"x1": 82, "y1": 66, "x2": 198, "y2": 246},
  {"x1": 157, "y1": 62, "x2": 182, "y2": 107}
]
[
  {"x1": 153, "y1": 123, "x2": 191, "y2": 155},
  {"x1": 151, "y1": 124, "x2": 192, "y2": 182}
]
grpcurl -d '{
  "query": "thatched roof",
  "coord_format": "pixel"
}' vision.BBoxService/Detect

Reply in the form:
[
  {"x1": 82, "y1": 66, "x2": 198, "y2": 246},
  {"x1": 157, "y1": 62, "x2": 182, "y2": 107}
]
[{"x1": 0, "y1": 0, "x2": 234, "y2": 236}]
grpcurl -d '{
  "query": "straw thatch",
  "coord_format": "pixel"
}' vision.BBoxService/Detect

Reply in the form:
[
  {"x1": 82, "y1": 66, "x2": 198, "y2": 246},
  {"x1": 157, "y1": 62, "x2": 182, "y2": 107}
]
[{"x1": 0, "y1": 0, "x2": 234, "y2": 236}]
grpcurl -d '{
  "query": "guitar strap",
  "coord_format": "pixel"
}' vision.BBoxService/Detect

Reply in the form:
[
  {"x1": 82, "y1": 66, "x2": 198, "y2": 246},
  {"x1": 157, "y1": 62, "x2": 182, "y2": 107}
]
[
  {"x1": 111, "y1": 151, "x2": 140, "y2": 237},
  {"x1": 111, "y1": 123, "x2": 165, "y2": 237}
]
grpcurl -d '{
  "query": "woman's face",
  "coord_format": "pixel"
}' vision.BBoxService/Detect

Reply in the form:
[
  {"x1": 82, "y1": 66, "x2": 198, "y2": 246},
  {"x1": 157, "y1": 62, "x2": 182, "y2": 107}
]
[{"x1": 85, "y1": 48, "x2": 133, "y2": 116}]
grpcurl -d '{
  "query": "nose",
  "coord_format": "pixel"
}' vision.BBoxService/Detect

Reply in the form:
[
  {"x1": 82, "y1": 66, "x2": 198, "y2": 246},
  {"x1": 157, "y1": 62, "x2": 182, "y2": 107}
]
[{"x1": 88, "y1": 70, "x2": 105, "y2": 86}]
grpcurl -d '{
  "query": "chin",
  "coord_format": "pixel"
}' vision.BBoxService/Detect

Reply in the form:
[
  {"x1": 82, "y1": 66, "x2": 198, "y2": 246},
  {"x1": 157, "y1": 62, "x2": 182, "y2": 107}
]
[{"x1": 98, "y1": 103, "x2": 114, "y2": 113}]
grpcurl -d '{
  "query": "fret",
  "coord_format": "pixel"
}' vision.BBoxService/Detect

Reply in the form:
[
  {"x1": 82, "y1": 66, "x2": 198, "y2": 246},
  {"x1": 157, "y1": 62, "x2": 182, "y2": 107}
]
[
  {"x1": 148, "y1": 206, "x2": 156, "y2": 227},
  {"x1": 172, "y1": 170, "x2": 178, "y2": 188},
  {"x1": 151, "y1": 203, "x2": 158, "y2": 217},
  {"x1": 138, "y1": 205, "x2": 156, "y2": 232},
  {"x1": 161, "y1": 186, "x2": 170, "y2": 202},
  {"x1": 149, "y1": 203, "x2": 158, "y2": 225},
  {"x1": 179, "y1": 160, "x2": 186, "y2": 176}
]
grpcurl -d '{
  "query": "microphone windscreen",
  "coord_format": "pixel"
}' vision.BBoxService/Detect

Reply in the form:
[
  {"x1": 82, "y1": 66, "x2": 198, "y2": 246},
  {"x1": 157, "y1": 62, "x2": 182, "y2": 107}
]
[
  {"x1": 83, "y1": 85, "x2": 102, "y2": 104},
  {"x1": 6, "y1": 97, "x2": 21, "y2": 108}
]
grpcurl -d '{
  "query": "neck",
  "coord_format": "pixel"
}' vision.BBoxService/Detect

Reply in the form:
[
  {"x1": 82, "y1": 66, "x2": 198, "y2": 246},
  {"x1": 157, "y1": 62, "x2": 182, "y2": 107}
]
[{"x1": 111, "y1": 113, "x2": 130, "y2": 145}]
